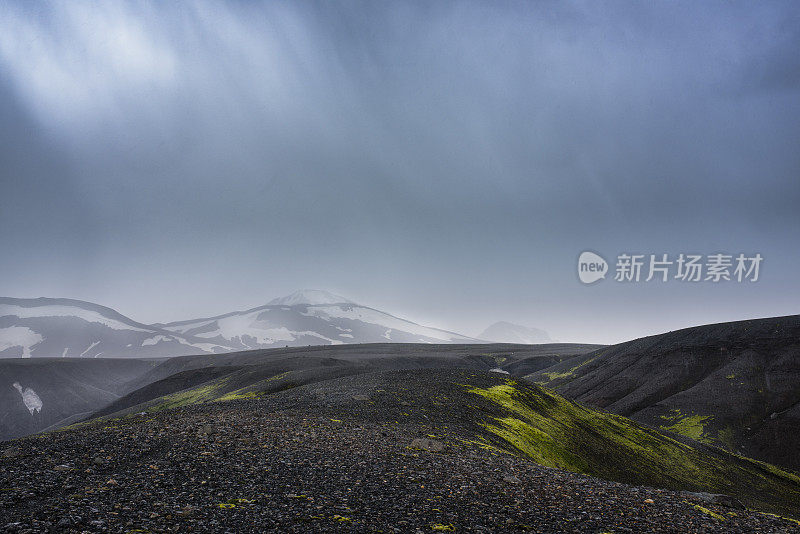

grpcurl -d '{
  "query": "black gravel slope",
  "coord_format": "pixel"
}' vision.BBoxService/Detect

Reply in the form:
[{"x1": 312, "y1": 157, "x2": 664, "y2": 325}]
[{"x1": 119, "y1": 343, "x2": 601, "y2": 394}]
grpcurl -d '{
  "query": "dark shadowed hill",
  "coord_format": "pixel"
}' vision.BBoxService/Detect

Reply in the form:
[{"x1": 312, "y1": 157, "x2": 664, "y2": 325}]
[
  {"x1": 0, "y1": 358, "x2": 159, "y2": 441},
  {"x1": 112, "y1": 342, "x2": 599, "y2": 399},
  {"x1": 528, "y1": 314, "x2": 800, "y2": 471}
]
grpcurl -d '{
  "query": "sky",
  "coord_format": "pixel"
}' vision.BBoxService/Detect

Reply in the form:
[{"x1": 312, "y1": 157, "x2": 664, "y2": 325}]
[{"x1": 0, "y1": 1, "x2": 798, "y2": 344}]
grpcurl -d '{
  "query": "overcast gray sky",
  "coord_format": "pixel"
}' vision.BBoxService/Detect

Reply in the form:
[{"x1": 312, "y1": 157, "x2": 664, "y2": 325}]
[{"x1": 1, "y1": 1, "x2": 798, "y2": 343}]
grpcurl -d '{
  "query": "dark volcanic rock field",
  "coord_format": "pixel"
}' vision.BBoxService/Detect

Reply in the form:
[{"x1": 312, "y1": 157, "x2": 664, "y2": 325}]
[
  {"x1": 2, "y1": 369, "x2": 799, "y2": 533},
  {"x1": 0, "y1": 343, "x2": 600, "y2": 443}
]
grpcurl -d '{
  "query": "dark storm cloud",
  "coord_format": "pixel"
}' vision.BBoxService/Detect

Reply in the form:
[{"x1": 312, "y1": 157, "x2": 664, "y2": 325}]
[{"x1": 0, "y1": 1, "x2": 798, "y2": 342}]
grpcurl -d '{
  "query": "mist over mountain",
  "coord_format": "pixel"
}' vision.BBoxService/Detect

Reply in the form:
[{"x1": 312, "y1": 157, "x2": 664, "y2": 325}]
[
  {"x1": 0, "y1": 291, "x2": 480, "y2": 359},
  {"x1": 266, "y1": 290, "x2": 353, "y2": 306},
  {"x1": 478, "y1": 321, "x2": 553, "y2": 344},
  {"x1": 1, "y1": 2, "x2": 798, "y2": 345}
]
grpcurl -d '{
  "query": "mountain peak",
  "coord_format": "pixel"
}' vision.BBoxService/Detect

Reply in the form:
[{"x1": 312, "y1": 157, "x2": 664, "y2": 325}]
[{"x1": 267, "y1": 290, "x2": 355, "y2": 306}]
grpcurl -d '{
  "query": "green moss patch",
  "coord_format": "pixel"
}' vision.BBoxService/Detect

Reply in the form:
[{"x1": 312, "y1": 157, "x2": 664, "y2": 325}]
[
  {"x1": 691, "y1": 504, "x2": 725, "y2": 521},
  {"x1": 657, "y1": 409, "x2": 714, "y2": 444},
  {"x1": 533, "y1": 355, "x2": 599, "y2": 386},
  {"x1": 662, "y1": 415, "x2": 713, "y2": 444}
]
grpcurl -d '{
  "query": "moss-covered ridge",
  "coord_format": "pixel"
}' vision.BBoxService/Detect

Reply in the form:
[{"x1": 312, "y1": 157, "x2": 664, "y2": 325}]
[
  {"x1": 466, "y1": 380, "x2": 800, "y2": 518},
  {"x1": 137, "y1": 368, "x2": 319, "y2": 412},
  {"x1": 150, "y1": 370, "x2": 294, "y2": 410}
]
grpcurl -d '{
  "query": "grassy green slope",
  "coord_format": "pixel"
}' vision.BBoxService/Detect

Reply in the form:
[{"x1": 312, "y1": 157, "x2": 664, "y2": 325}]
[{"x1": 466, "y1": 378, "x2": 800, "y2": 518}]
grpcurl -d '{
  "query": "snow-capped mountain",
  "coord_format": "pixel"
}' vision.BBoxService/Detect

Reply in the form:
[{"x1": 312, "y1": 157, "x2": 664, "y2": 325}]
[
  {"x1": 478, "y1": 321, "x2": 553, "y2": 344},
  {"x1": 0, "y1": 297, "x2": 232, "y2": 359},
  {"x1": 0, "y1": 292, "x2": 478, "y2": 359},
  {"x1": 157, "y1": 290, "x2": 477, "y2": 351}
]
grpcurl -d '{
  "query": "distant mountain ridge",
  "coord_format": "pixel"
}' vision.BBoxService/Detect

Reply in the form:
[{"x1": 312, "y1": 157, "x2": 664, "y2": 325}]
[
  {"x1": 479, "y1": 321, "x2": 553, "y2": 344},
  {"x1": 0, "y1": 291, "x2": 479, "y2": 359}
]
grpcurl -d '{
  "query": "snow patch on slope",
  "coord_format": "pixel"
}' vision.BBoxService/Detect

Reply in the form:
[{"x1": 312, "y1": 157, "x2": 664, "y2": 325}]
[
  {"x1": 0, "y1": 326, "x2": 43, "y2": 358},
  {"x1": 142, "y1": 335, "x2": 172, "y2": 346},
  {"x1": 188, "y1": 312, "x2": 347, "y2": 347},
  {"x1": 142, "y1": 334, "x2": 224, "y2": 354},
  {"x1": 12, "y1": 382, "x2": 43, "y2": 414},
  {"x1": 79, "y1": 341, "x2": 100, "y2": 357},
  {"x1": 166, "y1": 319, "x2": 214, "y2": 334},
  {"x1": 302, "y1": 305, "x2": 464, "y2": 342}
]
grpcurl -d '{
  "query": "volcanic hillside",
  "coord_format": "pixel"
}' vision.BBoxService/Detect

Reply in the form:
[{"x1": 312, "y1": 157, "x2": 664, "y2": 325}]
[{"x1": 528, "y1": 314, "x2": 800, "y2": 471}]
